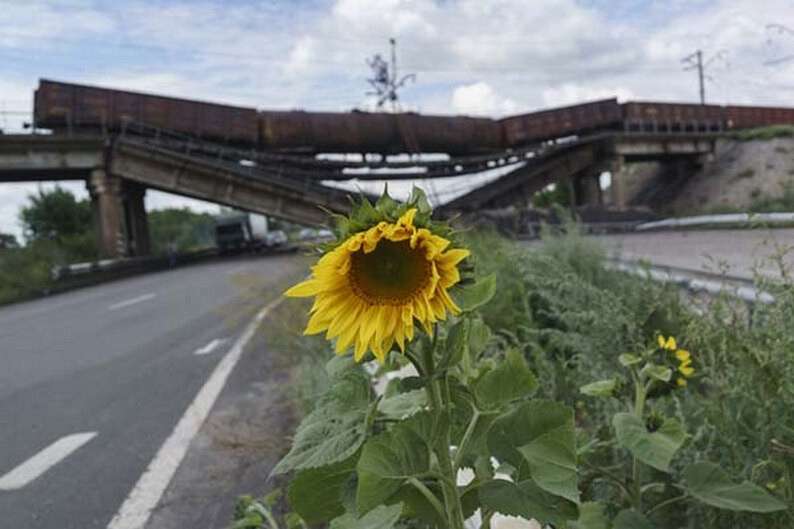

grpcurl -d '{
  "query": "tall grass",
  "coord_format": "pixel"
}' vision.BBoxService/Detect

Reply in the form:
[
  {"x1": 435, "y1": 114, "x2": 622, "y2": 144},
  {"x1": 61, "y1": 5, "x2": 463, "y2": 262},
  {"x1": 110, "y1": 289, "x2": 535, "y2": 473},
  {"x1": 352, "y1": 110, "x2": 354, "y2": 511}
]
[{"x1": 465, "y1": 226, "x2": 793, "y2": 528}]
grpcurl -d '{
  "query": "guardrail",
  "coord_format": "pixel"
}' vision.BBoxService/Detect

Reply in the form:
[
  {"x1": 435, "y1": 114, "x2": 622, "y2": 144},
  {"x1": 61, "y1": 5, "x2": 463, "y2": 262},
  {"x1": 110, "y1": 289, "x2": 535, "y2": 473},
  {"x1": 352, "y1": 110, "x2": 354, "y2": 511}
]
[
  {"x1": 50, "y1": 245, "x2": 298, "y2": 291},
  {"x1": 636, "y1": 212, "x2": 794, "y2": 231},
  {"x1": 608, "y1": 258, "x2": 775, "y2": 305}
]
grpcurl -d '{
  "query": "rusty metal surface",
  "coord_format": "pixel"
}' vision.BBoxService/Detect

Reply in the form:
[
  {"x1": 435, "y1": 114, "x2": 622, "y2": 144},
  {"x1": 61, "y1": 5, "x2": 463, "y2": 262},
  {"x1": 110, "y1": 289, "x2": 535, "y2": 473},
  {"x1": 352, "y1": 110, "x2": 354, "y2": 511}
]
[
  {"x1": 499, "y1": 98, "x2": 622, "y2": 147},
  {"x1": 32, "y1": 79, "x2": 794, "y2": 157},
  {"x1": 257, "y1": 110, "x2": 502, "y2": 154},
  {"x1": 621, "y1": 101, "x2": 724, "y2": 132},
  {"x1": 724, "y1": 104, "x2": 794, "y2": 129},
  {"x1": 35, "y1": 79, "x2": 259, "y2": 144}
]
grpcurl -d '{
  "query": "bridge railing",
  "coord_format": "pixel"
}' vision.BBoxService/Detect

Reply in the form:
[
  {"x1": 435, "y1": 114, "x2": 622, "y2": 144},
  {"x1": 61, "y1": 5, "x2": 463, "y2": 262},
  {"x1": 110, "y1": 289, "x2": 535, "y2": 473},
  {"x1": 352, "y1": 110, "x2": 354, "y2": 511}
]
[{"x1": 116, "y1": 119, "x2": 360, "y2": 200}]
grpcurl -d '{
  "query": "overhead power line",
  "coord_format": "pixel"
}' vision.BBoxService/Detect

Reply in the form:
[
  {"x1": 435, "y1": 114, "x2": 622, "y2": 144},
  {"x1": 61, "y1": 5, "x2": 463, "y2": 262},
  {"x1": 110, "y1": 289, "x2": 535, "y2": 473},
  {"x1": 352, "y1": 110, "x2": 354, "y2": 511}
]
[{"x1": 681, "y1": 49, "x2": 727, "y2": 104}]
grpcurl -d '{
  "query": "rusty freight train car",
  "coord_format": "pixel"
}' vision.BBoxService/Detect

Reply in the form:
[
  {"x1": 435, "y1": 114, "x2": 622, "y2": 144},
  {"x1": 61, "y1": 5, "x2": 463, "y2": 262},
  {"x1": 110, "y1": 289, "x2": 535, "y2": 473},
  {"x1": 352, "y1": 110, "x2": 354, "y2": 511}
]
[
  {"x1": 724, "y1": 104, "x2": 794, "y2": 129},
  {"x1": 34, "y1": 79, "x2": 259, "y2": 144},
  {"x1": 621, "y1": 101, "x2": 724, "y2": 133},
  {"x1": 499, "y1": 98, "x2": 622, "y2": 148},
  {"x1": 257, "y1": 110, "x2": 503, "y2": 155},
  {"x1": 33, "y1": 79, "x2": 794, "y2": 156}
]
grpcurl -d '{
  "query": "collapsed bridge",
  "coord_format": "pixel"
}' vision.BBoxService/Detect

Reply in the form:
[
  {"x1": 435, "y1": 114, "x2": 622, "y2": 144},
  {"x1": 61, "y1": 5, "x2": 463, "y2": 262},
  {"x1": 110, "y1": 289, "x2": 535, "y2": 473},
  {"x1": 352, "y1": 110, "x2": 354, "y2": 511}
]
[{"x1": 1, "y1": 78, "x2": 793, "y2": 258}]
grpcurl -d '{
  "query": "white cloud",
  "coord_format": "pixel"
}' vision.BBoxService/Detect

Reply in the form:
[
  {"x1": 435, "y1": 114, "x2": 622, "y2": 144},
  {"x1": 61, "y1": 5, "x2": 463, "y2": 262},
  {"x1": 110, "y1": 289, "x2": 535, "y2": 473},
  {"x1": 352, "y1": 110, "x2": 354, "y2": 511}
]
[
  {"x1": 3, "y1": 0, "x2": 794, "y2": 241},
  {"x1": 451, "y1": 82, "x2": 518, "y2": 117},
  {"x1": 541, "y1": 84, "x2": 636, "y2": 107}
]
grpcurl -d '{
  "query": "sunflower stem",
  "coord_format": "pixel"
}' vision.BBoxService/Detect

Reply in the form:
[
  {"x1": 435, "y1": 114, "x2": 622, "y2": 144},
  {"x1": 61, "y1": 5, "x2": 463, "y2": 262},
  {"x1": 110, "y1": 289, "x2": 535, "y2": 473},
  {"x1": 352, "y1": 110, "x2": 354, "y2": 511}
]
[{"x1": 423, "y1": 326, "x2": 466, "y2": 529}]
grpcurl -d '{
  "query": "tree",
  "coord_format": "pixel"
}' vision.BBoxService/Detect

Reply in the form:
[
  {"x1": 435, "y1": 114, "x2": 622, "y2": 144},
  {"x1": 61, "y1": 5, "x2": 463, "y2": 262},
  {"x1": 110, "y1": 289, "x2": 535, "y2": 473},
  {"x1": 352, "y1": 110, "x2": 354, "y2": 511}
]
[
  {"x1": 148, "y1": 208, "x2": 215, "y2": 254},
  {"x1": 18, "y1": 186, "x2": 97, "y2": 261},
  {"x1": 19, "y1": 186, "x2": 93, "y2": 242},
  {"x1": 0, "y1": 233, "x2": 18, "y2": 249}
]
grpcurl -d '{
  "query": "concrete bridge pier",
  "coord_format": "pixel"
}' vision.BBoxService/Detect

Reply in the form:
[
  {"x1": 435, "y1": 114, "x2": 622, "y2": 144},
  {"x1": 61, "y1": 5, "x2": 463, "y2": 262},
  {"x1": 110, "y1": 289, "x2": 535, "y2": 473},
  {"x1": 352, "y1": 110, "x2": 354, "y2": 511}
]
[
  {"x1": 88, "y1": 169, "x2": 151, "y2": 259},
  {"x1": 608, "y1": 156, "x2": 626, "y2": 209},
  {"x1": 88, "y1": 168, "x2": 126, "y2": 259},
  {"x1": 572, "y1": 171, "x2": 603, "y2": 207},
  {"x1": 122, "y1": 181, "x2": 151, "y2": 257}
]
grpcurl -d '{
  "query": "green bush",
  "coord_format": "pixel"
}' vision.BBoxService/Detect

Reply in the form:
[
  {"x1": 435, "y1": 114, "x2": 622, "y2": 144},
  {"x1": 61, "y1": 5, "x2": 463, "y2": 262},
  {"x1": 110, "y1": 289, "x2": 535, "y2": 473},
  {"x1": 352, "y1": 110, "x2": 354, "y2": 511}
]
[
  {"x1": 268, "y1": 221, "x2": 792, "y2": 528},
  {"x1": 468, "y1": 227, "x2": 793, "y2": 528},
  {"x1": 730, "y1": 125, "x2": 794, "y2": 141}
]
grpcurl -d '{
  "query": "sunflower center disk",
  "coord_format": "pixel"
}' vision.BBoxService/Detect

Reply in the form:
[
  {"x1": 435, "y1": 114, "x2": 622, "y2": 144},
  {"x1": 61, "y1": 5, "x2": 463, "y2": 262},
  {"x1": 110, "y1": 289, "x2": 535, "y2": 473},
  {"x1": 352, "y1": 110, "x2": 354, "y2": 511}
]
[{"x1": 349, "y1": 239, "x2": 430, "y2": 305}]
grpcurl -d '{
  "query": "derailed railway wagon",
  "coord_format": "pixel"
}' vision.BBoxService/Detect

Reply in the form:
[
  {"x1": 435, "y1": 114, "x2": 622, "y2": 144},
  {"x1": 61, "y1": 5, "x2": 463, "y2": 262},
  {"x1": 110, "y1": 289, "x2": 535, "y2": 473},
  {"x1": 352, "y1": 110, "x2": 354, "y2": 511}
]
[
  {"x1": 621, "y1": 101, "x2": 724, "y2": 133},
  {"x1": 32, "y1": 79, "x2": 794, "y2": 155},
  {"x1": 257, "y1": 110, "x2": 504, "y2": 154},
  {"x1": 34, "y1": 79, "x2": 259, "y2": 144},
  {"x1": 34, "y1": 79, "x2": 503, "y2": 155},
  {"x1": 499, "y1": 99, "x2": 623, "y2": 147}
]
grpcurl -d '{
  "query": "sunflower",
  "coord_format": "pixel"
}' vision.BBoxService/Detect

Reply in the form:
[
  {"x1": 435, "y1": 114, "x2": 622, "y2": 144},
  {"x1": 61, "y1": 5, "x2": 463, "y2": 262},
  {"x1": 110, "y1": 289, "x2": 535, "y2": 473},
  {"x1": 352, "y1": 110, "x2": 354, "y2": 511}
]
[{"x1": 285, "y1": 206, "x2": 469, "y2": 363}]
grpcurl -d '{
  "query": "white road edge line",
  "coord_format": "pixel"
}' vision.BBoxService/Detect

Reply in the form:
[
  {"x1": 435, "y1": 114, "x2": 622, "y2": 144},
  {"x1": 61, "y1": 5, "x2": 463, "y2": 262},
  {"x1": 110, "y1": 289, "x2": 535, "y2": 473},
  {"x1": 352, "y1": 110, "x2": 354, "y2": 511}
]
[
  {"x1": 106, "y1": 297, "x2": 283, "y2": 529},
  {"x1": 0, "y1": 432, "x2": 98, "y2": 491},
  {"x1": 193, "y1": 338, "x2": 228, "y2": 356},
  {"x1": 108, "y1": 293, "x2": 156, "y2": 311}
]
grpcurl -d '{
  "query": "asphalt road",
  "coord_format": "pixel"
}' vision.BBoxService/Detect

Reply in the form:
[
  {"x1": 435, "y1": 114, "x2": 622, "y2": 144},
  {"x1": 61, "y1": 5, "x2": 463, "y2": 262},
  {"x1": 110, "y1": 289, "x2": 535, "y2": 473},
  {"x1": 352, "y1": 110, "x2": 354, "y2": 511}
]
[
  {"x1": 0, "y1": 254, "x2": 301, "y2": 529},
  {"x1": 592, "y1": 228, "x2": 794, "y2": 280}
]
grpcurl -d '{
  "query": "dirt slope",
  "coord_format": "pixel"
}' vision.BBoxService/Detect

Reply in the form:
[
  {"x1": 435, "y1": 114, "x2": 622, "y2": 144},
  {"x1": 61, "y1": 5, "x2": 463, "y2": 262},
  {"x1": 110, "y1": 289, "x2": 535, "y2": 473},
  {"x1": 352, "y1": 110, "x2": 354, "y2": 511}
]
[{"x1": 673, "y1": 137, "x2": 794, "y2": 213}]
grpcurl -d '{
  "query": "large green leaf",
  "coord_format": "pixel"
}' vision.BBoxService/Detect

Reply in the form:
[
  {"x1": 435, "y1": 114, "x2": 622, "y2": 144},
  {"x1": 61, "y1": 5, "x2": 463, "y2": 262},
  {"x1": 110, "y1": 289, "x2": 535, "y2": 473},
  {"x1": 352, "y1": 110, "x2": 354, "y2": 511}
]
[
  {"x1": 488, "y1": 400, "x2": 579, "y2": 503},
  {"x1": 474, "y1": 349, "x2": 538, "y2": 410},
  {"x1": 468, "y1": 317, "x2": 492, "y2": 356},
  {"x1": 329, "y1": 503, "x2": 403, "y2": 529},
  {"x1": 641, "y1": 363, "x2": 672, "y2": 383},
  {"x1": 580, "y1": 379, "x2": 617, "y2": 398},
  {"x1": 612, "y1": 509, "x2": 654, "y2": 529},
  {"x1": 356, "y1": 422, "x2": 430, "y2": 513},
  {"x1": 618, "y1": 353, "x2": 642, "y2": 367},
  {"x1": 479, "y1": 479, "x2": 578, "y2": 527},
  {"x1": 613, "y1": 413, "x2": 685, "y2": 472},
  {"x1": 454, "y1": 273, "x2": 497, "y2": 312},
  {"x1": 440, "y1": 318, "x2": 469, "y2": 369},
  {"x1": 273, "y1": 368, "x2": 371, "y2": 474},
  {"x1": 683, "y1": 462, "x2": 788, "y2": 513},
  {"x1": 377, "y1": 389, "x2": 426, "y2": 420},
  {"x1": 287, "y1": 459, "x2": 356, "y2": 525},
  {"x1": 570, "y1": 501, "x2": 610, "y2": 529}
]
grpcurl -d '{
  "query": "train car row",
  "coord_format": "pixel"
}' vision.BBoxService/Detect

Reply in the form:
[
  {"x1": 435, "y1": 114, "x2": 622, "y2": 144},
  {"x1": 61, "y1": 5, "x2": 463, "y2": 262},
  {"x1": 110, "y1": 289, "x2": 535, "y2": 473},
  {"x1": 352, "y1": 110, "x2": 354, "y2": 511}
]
[
  {"x1": 33, "y1": 79, "x2": 502, "y2": 155},
  {"x1": 33, "y1": 79, "x2": 794, "y2": 154}
]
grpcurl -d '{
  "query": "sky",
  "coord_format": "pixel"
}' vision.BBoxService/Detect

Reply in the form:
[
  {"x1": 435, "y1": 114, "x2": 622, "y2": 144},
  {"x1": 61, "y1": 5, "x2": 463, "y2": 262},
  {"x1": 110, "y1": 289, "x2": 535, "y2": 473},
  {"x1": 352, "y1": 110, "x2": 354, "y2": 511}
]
[{"x1": 2, "y1": 0, "x2": 794, "y2": 239}]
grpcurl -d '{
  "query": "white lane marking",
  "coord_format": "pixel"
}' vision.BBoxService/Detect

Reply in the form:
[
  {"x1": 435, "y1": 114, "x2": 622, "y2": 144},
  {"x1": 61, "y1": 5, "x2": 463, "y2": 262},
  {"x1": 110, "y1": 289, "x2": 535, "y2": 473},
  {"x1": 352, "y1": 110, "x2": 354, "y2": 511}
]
[
  {"x1": 0, "y1": 432, "x2": 98, "y2": 491},
  {"x1": 108, "y1": 293, "x2": 156, "y2": 311},
  {"x1": 192, "y1": 338, "x2": 228, "y2": 356},
  {"x1": 107, "y1": 297, "x2": 283, "y2": 529}
]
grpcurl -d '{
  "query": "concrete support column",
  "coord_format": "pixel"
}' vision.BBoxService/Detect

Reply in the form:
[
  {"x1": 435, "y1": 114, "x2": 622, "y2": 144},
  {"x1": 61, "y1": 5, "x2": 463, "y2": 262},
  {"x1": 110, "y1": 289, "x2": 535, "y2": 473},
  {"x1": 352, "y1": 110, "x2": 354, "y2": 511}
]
[
  {"x1": 123, "y1": 182, "x2": 151, "y2": 256},
  {"x1": 576, "y1": 173, "x2": 602, "y2": 207},
  {"x1": 88, "y1": 168, "x2": 126, "y2": 259},
  {"x1": 609, "y1": 156, "x2": 627, "y2": 210}
]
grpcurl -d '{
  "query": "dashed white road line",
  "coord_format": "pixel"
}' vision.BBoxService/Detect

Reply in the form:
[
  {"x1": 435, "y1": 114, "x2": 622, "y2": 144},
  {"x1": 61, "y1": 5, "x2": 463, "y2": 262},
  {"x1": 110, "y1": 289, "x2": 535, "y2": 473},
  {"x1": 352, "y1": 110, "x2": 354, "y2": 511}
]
[
  {"x1": 192, "y1": 338, "x2": 228, "y2": 356},
  {"x1": 106, "y1": 297, "x2": 283, "y2": 529},
  {"x1": 108, "y1": 293, "x2": 156, "y2": 311},
  {"x1": 0, "y1": 432, "x2": 98, "y2": 491}
]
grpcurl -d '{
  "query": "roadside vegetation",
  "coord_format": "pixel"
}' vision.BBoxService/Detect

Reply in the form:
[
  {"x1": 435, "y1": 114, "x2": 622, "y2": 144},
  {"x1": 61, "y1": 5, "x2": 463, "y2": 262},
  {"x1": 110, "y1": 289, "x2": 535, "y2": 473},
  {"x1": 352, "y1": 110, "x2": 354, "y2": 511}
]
[
  {"x1": 238, "y1": 198, "x2": 792, "y2": 529},
  {"x1": 730, "y1": 125, "x2": 794, "y2": 141},
  {"x1": 0, "y1": 186, "x2": 217, "y2": 305}
]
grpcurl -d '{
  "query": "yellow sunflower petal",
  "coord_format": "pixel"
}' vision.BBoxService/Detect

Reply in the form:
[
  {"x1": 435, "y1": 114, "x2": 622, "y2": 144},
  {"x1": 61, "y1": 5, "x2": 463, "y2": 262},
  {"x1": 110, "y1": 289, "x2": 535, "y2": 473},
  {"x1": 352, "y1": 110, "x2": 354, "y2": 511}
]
[
  {"x1": 397, "y1": 208, "x2": 417, "y2": 227},
  {"x1": 284, "y1": 279, "x2": 323, "y2": 297}
]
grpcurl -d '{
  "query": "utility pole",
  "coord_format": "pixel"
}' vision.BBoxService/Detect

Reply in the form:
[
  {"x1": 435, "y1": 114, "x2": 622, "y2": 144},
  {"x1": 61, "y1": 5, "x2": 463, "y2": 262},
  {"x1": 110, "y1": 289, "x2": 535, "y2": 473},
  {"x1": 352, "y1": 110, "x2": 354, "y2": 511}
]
[
  {"x1": 682, "y1": 49, "x2": 705, "y2": 104},
  {"x1": 366, "y1": 38, "x2": 416, "y2": 111}
]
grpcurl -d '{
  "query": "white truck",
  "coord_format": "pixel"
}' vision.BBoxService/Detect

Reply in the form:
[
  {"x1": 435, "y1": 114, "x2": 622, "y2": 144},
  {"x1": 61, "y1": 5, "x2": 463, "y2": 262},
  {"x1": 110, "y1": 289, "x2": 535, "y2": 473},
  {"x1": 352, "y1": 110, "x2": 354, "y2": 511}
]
[{"x1": 214, "y1": 213, "x2": 271, "y2": 253}]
